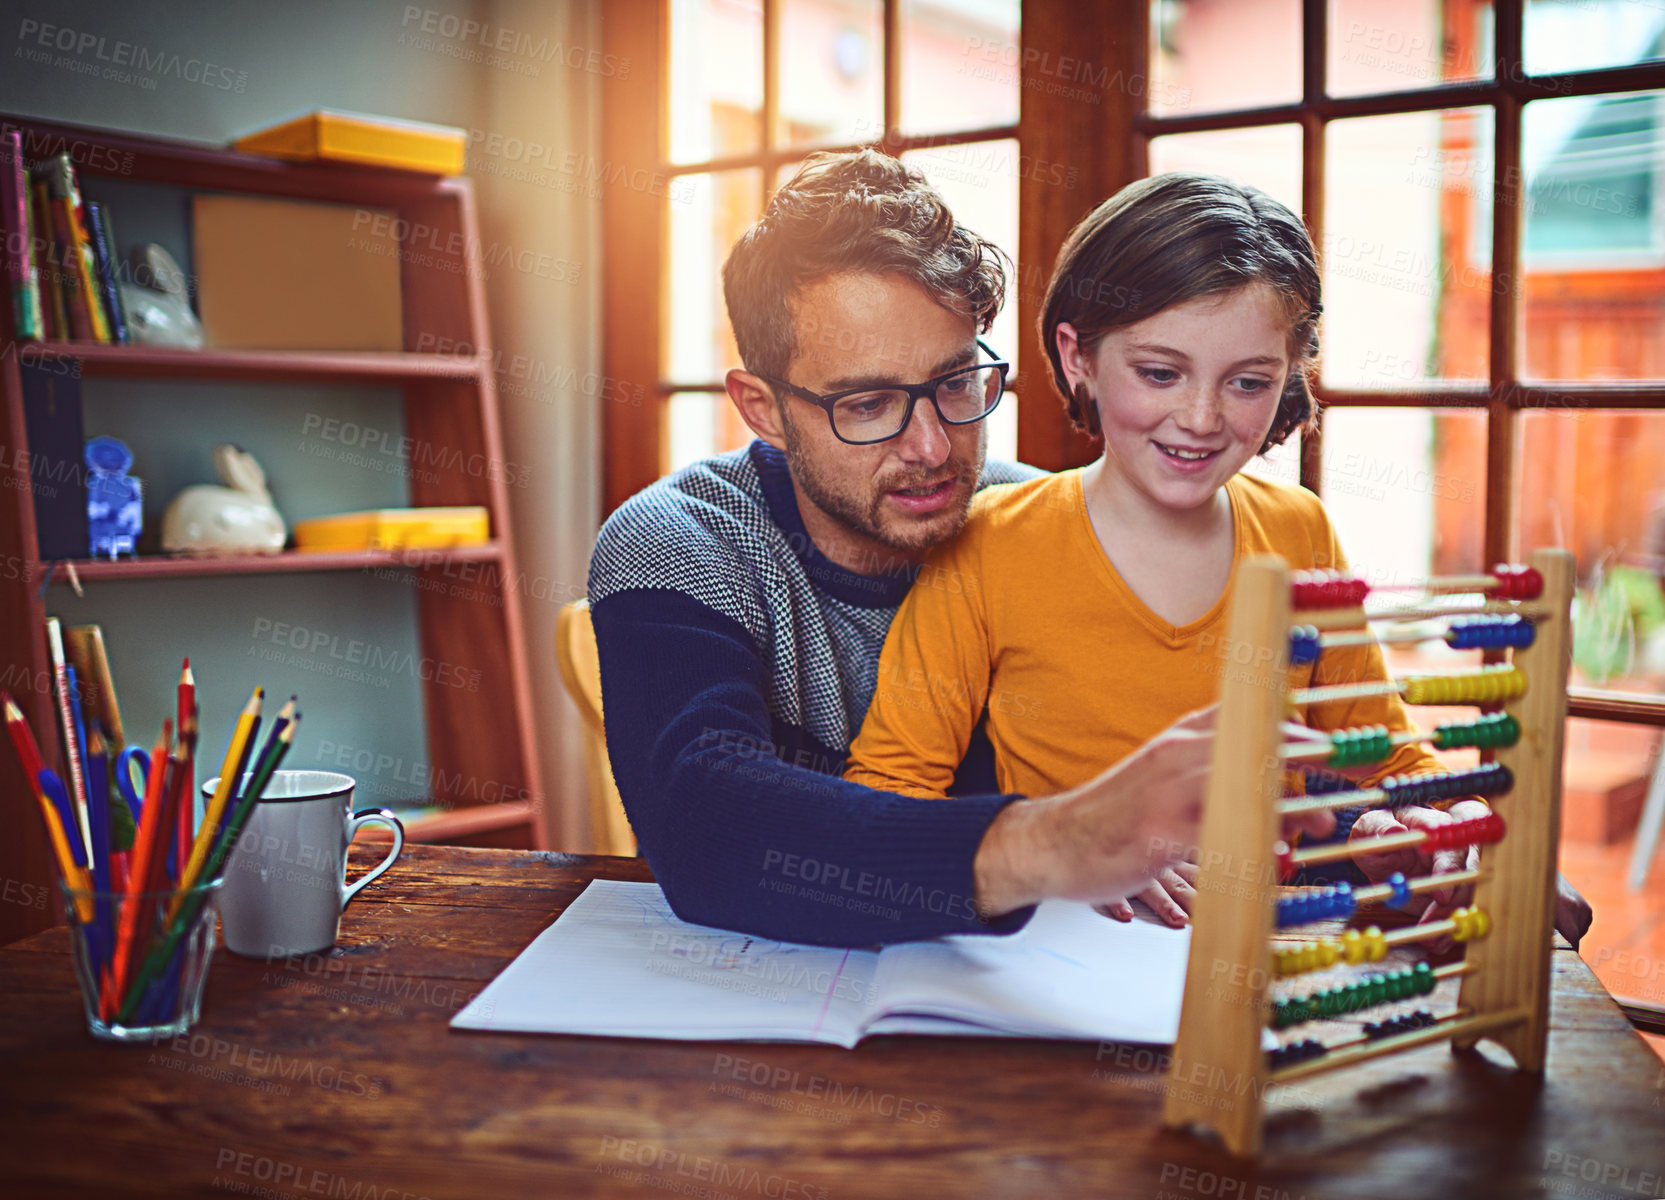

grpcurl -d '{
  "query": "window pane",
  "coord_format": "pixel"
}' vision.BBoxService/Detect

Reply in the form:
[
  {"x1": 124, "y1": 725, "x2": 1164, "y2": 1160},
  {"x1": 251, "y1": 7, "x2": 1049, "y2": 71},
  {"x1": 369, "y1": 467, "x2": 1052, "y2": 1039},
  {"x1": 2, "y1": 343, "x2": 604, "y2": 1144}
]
[
  {"x1": 901, "y1": 139, "x2": 1021, "y2": 376},
  {"x1": 1328, "y1": 0, "x2": 1494, "y2": 96},
  {"x1": 1515, "y1": 410, "x2": 1665, "y2": 698},
  {"x1": 1519, "y1": 91, "x2": 1665, "y2": 381},
  {"x1": 1148, "y1": 124, "x2": 1303, "y2": 216},
  {"x1": 780, "y1": 0, "x2": 884, "y2": 150},
  {"x1": 669, "y1": 0, "x2": 764, "y2": 164},
  {"x1": 1319, "y1": 408, "x2": 1488, "y2": 598},
  {"x1": 901, "y1": 0, "x2": 1020, "y2": 137},
  {"x1": 1323, "y1": 109, "x2": 1494, "y2": 388},
  {"x1": 665, "y1": 170, "x2": 763, "y2": 381},
  {"x1": 666, "y1": 391, "x2": 754, "y2": 475},
  {"x1": 1241, "y1": 433, "x2": 1303, "y2": 489},
  {"x1": 1149, "y1": 0, "x2": 1299, "y2": 117},
  {"x1": 1525, "y1": 0, "x2": 1665, "y2": 76}
]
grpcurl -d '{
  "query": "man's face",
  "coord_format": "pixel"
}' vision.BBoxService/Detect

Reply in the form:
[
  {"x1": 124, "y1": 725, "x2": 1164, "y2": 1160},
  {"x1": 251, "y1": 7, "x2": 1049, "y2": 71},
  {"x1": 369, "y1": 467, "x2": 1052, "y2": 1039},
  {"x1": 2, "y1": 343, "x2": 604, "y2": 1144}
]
[{"x1": 776, "y1": 272, "x2": 989, "y2": 568}]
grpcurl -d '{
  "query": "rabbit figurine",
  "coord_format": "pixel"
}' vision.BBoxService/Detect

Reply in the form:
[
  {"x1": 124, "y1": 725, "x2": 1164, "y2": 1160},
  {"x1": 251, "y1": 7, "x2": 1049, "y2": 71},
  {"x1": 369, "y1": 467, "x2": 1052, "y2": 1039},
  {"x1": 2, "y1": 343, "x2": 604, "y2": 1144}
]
[{"x1": 161, "y1": 444, "x2": 287, "y2": 554}]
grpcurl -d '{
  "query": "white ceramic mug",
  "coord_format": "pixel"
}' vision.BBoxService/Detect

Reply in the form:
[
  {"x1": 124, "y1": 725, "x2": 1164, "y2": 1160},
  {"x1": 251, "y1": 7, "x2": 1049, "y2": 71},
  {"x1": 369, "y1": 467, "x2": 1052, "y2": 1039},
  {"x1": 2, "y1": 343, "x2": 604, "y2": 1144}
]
[{"x1": 209, "y1": 770, "x2": 404, "y2": 958}]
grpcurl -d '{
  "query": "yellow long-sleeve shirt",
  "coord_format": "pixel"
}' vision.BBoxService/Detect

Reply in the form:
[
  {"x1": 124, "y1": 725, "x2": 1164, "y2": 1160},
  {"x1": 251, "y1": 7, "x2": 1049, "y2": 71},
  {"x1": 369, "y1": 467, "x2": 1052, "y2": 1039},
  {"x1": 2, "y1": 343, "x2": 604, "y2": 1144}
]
[{"x1": 845, "y1": 469, "x2": 1444, "y2": 799}]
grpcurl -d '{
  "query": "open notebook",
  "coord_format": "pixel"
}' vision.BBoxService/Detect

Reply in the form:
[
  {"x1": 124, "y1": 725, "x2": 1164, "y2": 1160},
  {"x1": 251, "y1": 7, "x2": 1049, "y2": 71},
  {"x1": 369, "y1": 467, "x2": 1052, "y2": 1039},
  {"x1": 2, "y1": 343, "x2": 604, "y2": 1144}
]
[{"x1": 451, "y1": 880, "x2": 1190, "y2": 1047}]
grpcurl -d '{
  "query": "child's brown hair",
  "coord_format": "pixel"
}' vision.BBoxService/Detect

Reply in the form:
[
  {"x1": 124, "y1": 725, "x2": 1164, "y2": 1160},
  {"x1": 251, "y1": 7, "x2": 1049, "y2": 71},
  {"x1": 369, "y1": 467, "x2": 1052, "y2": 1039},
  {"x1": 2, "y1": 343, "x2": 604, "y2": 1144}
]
[{"x1": 1041, "y1": 172, "x2": 1321, "y2": 452}]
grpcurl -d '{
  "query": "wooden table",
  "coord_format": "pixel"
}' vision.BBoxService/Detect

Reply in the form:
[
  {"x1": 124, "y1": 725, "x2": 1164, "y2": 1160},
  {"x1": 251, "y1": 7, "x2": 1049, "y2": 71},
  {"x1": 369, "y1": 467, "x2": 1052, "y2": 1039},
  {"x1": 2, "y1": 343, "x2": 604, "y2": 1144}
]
[{"x1": 3, "y1": 845, "x2": 1663, "y2": 1200}]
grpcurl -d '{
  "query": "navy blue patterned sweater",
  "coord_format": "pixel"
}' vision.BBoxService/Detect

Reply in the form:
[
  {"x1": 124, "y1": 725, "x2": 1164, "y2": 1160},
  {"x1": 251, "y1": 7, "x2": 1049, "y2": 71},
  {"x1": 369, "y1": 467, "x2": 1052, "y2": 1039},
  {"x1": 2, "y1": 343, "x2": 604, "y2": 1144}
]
[{"x1": 587, "y1": 441, "x2": 1041, "y2": 946}]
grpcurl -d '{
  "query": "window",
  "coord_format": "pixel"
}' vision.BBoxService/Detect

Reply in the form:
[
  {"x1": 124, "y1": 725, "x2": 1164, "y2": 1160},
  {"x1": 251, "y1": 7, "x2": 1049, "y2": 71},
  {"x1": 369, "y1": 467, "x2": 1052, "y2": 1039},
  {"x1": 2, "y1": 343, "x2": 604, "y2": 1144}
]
[
  {"x1": 1141, "y1": 0, "x2": 1665, "y2": 719},
  {"x1": 604, "y1": 0, "x2": 1023, "y2": 496}
]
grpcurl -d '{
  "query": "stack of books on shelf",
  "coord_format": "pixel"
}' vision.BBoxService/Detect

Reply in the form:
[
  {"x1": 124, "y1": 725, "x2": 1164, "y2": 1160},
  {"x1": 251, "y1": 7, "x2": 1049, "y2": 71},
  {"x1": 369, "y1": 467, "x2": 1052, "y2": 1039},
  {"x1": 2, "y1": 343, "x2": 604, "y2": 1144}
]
[{"x1": 2, "y1": 129, "x2": 129, "y2": 344}]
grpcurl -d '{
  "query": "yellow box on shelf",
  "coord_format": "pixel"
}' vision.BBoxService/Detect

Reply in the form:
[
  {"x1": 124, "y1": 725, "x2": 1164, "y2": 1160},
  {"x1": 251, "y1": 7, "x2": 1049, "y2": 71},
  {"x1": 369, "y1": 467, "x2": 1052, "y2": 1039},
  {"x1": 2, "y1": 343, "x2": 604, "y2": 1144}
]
[
  {"x1": 233, "y1": 111, "x2": 466, "y2": 176},
  {"x1": 294, "y1": 507, "x2": 490, "y2": 553}
]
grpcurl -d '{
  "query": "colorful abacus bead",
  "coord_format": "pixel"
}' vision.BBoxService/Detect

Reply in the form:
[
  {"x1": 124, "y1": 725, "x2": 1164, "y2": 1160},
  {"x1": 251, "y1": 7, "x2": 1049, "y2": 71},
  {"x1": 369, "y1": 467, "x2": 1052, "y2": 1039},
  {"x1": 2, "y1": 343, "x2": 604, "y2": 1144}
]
[
  {"x1": 1421, "y1": 813, "x2": 1506, "y2": 852},
  {"x1": 1268, "y1": 1038, "x2": 1327, "y2": 1069},
  {"x1": 1329, "y1": 725, "x2": 1394, "y2": 767},
  {"x1": 1445, "y1": 614, "x2": 1536, "y2": 650},
  {"x1": 1401, "y1": 664, "x2": 1528, "y2": 705},
  {"x1": 1362, "y1": 1009, "x2": 1437, "y2": 1040},
  {"x1": 1450, "y1": 906, "x2": 1492, "y2": 942},
  {"x1": 1488, "y1": 564, "x2": 1544, "y2": 600},
  {"x1": 1387, "y1": 871, "x2": 1413, "y2": 907},
  {"x1": 1275, "y1": 841, "x2": 1295, "y2": 883},
  {"x1": 1291, "y1": 571, "x2": 1370, "y2": 610},
  {"x1": 1340, "y1": 926, "x2": 1388, "y2": 965},
  {"x1": 1289, "y1": 625, "x2": 1322, "y2": 666},
  {"x1": 1274, "y1": 940, "x2": 1342, "y2": 977},
  {"x1": 1275, "y1": 881, "x2": 1356, "y2": 928},
  {"x1": 1273, "y1": 964, "x2": 1437, "y2": 1030},
  {"x1": 1379, "y1": 762, "x2": 1514, "y2": 808},
  {"x1": 1432, "y1": 713, "x2": 1522, "y2": 751}
]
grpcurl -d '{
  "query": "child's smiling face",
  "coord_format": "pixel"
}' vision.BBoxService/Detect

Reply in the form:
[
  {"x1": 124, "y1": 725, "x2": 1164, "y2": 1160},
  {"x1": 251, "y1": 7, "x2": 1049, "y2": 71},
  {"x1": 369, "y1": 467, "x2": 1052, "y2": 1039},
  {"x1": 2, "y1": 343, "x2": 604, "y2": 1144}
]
[{"x1": 1060, "y1": 282, "x2": 1293, "y2": 517}]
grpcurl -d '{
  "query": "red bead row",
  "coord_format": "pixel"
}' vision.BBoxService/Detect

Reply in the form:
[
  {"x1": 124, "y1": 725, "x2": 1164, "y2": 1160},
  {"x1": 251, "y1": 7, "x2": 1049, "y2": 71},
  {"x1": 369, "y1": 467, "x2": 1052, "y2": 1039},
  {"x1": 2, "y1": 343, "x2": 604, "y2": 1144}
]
[
  {"x1": 1487, "y1": 565, "x2": 1543, "y2": 600},
  {"x1": 1291, "y1": 571, "x2": 1370, "y2": 610},
  {"x1": 1419, "y1": 812, "x2": 1506, "y2": 851}
]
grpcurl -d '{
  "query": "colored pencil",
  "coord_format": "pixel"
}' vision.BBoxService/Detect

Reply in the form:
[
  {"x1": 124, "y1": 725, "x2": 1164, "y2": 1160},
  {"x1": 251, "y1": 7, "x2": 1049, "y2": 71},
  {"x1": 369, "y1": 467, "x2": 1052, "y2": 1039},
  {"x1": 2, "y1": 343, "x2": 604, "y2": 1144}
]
[
  {"x1": 121, "y1": 715, "x2": 297, "y2": 1024},
  {"x1": 175, "y1": 662, "x2": 197, "y2": 878},
  {"x1": 46, "y1": 620, "x2": 91, "y2": 860},
  {"x1": 169, "y1": 687, "x2": 261, "y2": 922},
  {"x1": 38, "y1": 771, "x2": 95, "y2": 919},
  {"x1": 106, "y1": 724, "x2": 181, "y2": 1017},
  {"x1": 5, "y1": 696, "x2": 91, "y2": 917}
]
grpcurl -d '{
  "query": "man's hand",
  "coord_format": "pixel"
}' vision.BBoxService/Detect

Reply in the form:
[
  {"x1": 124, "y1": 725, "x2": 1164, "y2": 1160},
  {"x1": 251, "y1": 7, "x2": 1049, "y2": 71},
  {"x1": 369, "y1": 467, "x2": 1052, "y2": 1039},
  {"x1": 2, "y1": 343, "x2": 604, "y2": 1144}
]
[{"x1": 973, "y1": 706, "x2": 1337, "y2": 920}]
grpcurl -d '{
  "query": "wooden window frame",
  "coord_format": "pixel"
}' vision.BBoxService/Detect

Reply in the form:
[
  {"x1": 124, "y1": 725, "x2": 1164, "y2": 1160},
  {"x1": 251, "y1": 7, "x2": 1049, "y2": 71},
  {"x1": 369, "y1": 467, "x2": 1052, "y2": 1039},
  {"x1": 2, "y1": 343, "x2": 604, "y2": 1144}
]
[
  {"x1": 601, "y1": 0, "x2": 1028, "y2": 514},
  {"x1": 601, "y1": 0, "x2": 1665, "y2": 724},
  {"x1": 1130, "y1": 0, "x2": 1665, "y2": 728}
]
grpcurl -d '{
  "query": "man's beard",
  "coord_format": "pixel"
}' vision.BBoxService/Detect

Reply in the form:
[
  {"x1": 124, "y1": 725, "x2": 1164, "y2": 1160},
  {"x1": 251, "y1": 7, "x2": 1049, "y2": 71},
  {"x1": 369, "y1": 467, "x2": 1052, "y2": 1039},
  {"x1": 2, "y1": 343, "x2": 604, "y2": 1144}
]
[{"x1": 779, "y1": 412, "x2": 982, "y2": 558}]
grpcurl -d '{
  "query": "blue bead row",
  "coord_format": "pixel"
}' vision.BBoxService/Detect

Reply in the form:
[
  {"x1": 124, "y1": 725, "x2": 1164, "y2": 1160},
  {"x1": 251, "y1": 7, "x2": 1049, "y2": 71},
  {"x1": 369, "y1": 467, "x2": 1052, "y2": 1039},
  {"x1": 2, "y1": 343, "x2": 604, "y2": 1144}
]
[
  {"x1": 1276, "y1": 881, "x2": 1354, "y2": 928},
  {"x1": 1445, "y1": 614, "x2": 1535, "y2": 650}
]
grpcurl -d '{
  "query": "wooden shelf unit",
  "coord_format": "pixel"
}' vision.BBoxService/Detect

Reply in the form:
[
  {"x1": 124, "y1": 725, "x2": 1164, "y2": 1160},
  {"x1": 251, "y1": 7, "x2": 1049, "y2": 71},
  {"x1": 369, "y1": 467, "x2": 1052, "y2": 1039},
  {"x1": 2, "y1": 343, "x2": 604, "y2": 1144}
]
[{"x1": 0, "y1": 115, "x2": 547, "y2": 944}]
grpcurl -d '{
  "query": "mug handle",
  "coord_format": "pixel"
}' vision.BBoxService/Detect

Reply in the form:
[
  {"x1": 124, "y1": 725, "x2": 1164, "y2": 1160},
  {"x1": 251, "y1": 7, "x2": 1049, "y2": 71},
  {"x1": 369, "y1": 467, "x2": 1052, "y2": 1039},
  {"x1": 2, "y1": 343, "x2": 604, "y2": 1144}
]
[{"x1": 341, "y1": 807, "x2": 405, "y2": 911}]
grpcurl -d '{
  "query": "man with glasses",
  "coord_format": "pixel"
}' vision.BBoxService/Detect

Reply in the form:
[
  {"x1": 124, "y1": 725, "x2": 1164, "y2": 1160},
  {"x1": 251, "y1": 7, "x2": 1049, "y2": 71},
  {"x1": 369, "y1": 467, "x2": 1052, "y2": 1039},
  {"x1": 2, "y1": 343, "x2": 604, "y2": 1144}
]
[{"x1": 586, "y1": 149, "x2": 1235, "y2": 946}]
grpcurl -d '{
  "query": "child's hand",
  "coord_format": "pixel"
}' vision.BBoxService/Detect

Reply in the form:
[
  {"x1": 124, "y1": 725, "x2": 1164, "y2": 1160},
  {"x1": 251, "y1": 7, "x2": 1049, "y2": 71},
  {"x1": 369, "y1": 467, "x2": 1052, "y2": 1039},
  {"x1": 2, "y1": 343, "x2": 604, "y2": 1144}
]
[{"x1": 1096, "y1": 863, "x2": 1198, "y2": 927}]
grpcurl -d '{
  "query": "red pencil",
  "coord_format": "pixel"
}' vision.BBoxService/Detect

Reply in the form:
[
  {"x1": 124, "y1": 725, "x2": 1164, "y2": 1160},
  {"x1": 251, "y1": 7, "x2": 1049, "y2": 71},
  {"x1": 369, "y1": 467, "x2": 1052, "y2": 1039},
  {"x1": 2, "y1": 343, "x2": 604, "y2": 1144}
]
[
  {"x1": 105, "y1": 721, "x2": 177, "y2": 1015},
  {"x1": 175, "y1": 661, "x2": 196, "y2": 866},
  {"x1": 177, "y1": 659, "x2": 194, "y2": 742}
]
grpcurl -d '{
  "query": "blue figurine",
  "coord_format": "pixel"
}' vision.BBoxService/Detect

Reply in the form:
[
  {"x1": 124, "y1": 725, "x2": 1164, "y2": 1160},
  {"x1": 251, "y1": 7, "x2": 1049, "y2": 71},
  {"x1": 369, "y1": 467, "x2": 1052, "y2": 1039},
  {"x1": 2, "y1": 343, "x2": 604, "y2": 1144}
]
[{"x1": 86, "y1": 435, "x2": 142, "y2": 559}]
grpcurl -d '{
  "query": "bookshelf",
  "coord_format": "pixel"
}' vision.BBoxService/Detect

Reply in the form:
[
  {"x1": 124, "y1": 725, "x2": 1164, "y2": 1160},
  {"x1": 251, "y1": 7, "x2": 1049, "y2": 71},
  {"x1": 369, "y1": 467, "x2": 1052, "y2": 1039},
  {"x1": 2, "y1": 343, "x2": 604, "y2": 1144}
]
[{"x1": 0, "y1": 115, "x2": 547, "y2": 945}]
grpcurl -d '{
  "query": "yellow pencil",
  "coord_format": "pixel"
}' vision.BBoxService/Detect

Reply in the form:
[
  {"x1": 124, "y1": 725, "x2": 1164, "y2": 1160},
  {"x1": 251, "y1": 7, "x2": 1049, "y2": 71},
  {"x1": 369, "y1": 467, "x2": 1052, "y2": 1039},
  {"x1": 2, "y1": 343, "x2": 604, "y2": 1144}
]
[{"x1": 169, "y1": 686, "x2": 262, "y2": 920}]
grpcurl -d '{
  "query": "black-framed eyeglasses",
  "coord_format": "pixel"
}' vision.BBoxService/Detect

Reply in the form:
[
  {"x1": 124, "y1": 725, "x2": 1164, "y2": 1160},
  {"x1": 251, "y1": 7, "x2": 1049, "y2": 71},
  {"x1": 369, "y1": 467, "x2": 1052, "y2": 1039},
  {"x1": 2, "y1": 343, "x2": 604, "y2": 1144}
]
[{"x1": 759, "y1": 339, "x2": 1010, "y2": 446}]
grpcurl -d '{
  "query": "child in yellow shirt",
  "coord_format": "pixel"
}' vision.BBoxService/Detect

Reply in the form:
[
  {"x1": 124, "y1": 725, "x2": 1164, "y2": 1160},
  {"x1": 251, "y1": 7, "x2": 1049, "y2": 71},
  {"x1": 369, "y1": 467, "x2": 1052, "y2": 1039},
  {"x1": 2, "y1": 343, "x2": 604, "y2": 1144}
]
[{"x1": 844, "y1": 172, "x2": 1492, "y2": 930}]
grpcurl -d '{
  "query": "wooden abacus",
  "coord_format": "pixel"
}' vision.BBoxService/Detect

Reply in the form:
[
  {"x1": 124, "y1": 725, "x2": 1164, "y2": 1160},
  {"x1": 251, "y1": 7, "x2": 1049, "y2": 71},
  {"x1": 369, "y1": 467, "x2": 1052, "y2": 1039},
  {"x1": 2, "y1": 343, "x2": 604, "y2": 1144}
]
[{"x1": 1162, "y1": 548, "x2": 1575, "y2": 1156}]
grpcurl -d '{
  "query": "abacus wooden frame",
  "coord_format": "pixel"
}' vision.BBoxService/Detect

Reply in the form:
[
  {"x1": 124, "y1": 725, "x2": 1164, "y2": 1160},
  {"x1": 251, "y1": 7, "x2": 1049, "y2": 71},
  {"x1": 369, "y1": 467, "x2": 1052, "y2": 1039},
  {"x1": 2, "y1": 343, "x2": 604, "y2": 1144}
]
[{"x1": 1161, "y1": 548, "x2": 1575, "y2": 1156}]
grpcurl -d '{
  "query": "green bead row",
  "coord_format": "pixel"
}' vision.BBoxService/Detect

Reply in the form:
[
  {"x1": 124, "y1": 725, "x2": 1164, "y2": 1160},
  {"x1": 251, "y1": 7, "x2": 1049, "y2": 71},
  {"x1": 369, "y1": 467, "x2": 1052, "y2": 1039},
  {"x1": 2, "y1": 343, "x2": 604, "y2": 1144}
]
[
  {"x1": 1270, "y1": 962, "x2": 1435, "y2": 1030},
  {"x1": 1432, "y1": 712, "x2": 1522, "y2": 751},
  {"x1": 1327, "y1": 726, "x2": 1394, "y2": 767}
]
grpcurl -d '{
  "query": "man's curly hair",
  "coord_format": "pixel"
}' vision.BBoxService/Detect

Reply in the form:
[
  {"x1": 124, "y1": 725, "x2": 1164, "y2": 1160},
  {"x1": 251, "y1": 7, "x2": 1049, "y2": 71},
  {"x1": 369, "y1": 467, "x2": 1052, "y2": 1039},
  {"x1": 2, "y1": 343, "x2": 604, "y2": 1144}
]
[{"x1": 723, "y1": 149, "x2": 1009, "y2": 383}]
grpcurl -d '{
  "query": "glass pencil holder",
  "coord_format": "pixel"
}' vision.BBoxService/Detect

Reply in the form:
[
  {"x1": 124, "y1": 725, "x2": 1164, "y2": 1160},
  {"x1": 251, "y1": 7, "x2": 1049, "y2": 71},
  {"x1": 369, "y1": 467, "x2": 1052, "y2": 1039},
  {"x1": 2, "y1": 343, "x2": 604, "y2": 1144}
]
[{"x1": 62, "y1": 878, "x2": 224, "y2": 1043}]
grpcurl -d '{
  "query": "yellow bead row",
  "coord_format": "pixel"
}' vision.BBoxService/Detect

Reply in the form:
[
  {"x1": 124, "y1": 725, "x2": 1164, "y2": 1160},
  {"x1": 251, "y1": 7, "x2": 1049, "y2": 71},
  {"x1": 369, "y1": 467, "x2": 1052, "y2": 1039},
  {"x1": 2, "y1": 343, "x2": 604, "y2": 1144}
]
[
  {"x1": 1402, "y1": 666, "x2": 1527, "y2": 706},
  {"x1": 1450, "y1": 905, "x2": 1492, "y2": 942},
  {"x1": 1274, "y1": 926, "x2": 1387, "y2": 977},
  {"x1": 1272, "y1": 907, "x2": 1492, "y2": 977}
]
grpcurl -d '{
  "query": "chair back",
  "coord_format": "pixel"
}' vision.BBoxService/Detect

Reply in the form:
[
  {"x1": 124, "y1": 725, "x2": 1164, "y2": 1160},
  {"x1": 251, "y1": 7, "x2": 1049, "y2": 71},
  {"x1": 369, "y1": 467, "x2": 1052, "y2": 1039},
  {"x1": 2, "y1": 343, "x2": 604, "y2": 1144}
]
[{"x1": 556, "y1": 599, "x2": 637, "y2": 857}]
